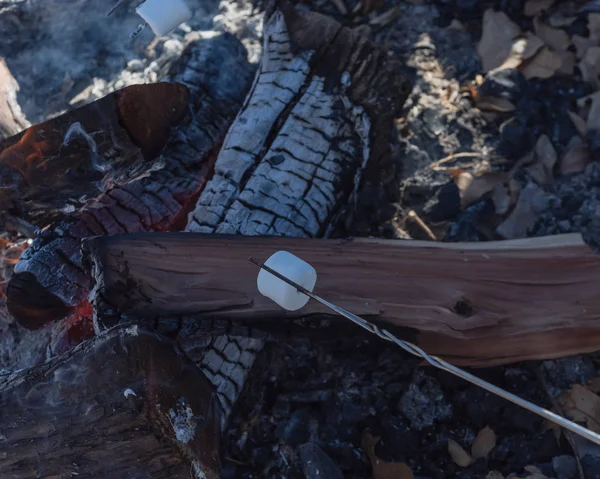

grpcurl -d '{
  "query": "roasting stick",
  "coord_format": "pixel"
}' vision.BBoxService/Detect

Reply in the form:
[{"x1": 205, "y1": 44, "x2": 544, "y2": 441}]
[{"x1": 249, "y1": 253, "x2": 600, "y2": 447}]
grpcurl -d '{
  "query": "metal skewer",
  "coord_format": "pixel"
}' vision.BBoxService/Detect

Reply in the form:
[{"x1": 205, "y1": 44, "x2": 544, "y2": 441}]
[{"x1": 249, "y1": 256, "x2": 600, "y2": 447}]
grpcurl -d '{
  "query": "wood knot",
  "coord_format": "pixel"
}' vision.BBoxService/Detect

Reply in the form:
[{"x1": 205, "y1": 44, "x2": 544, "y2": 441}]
[{"x1": 453, "y1": 298, "x2": 473, "y2": 318}]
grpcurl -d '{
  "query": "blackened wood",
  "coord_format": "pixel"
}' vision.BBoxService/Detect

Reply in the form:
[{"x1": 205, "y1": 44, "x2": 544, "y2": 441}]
[
  {"x1": 0, "y1": 323, "x2": 221, "y2": 478},
  {"x1": 83, "y1": 232, "x2": 600, "y2": 367},
  {"x1": 6, "y1": 33, "x2": 255, "y2": 329}
]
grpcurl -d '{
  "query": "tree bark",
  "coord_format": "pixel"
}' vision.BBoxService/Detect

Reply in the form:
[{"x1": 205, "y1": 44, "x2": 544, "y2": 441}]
[
  {"x1": 0, "y1": 58, "x2": 28, "y2": 142},
  {"x1": 83, "y1": 232, "x2": 600, "y2": 367},
  {"x1": 0, "y1": 323, "x2": 222, "y2": 479}
]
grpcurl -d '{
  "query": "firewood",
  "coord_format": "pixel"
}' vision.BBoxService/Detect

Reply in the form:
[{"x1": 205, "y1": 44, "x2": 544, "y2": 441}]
[
  {"x1": 83, "y1": 232, "x2": 600, "y2": 367},
  {"x1": 5, "y1": 32, "x2": 255, "y2": 329},
  {"x1": 8, "y1": 4, "x2": 411, "y2": 431},
  {"x1": 160, "y1": 2, "x2": 411, "y2": 428},
  {"x1": 0, "y1": 323, "x2": 221, "y2": 479},
  {"x1": 0, "y1": 58, "x2": 28, "y2": 141}
]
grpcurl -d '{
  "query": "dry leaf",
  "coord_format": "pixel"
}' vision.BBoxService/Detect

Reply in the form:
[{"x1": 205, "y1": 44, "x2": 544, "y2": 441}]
[
  {"x1": 573, "y1": 34, "x2": 591, "y2": 59},
  {"x1": 521, "y1": 47, "x2": 562, "y2": 79},
  {"x1": 496, "y1": 182, "x2": 543, "y2": 239},
  {"x1": 560, "y1": 136, "x2": 589, "y2": 175},
  {"x1": 476, "y1": 96, "x2": 516, "y2": 113},
  {"x1": 525, "y1": 134, "x2": 556, "y2": 185},
  {"x1": 456, "y1": 171, "x2": 491, "y2": 207},
  {"x1": 524, "y1": 0, "x2": 555, "y2": 16},
  {"x1": 579, "y1": 46, "x2": 600, "y2": 87},
  {"x1": 448, "y1": 19, "x2": 465, "y2": 31},
  {"x1": 362, "y1": 433, "x2": 414, "y2": 479},
  {"x1": 477, "y1": 9, "x2": 522, "y2": 72},
  {"x1": 522, "y1": 32, "x2": 545, "y2": 60},
  {"x1": 568, "y1": 110, "x2": 588, "y2": 136},
  {"x1": 447, "y1": 439, "x2": 474, "y2": 467},
  {"x1": 559, "y1": 384, "x2": 600, "y2": 433},
  {"x1": 588, "y1": 92, "x2": 600, "y2": 132},
  {"x1": 471, "y1": 426, "x2": 497, "y2": 460},
  {"x1": 589, "y1": 13, "x2": 600, "y2": 43},
  {"x1": 533, "y1": 16, "x2": 570, "y2": 51},
  {"x1": 558, "y1": 50, "x2": 576, "y2": 74}
]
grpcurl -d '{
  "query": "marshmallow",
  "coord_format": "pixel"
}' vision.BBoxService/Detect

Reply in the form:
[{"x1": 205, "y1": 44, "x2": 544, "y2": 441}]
[
  {"x1": 136, "y1": 0, "x2": 192, "y2": 37},
  {"x1": 256, "y1": 251, "x2": 317, "y2": 311}
]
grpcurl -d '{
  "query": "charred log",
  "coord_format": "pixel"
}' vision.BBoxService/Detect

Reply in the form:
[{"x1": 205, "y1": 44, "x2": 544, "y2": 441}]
[
  {"x1": 0, "y1": 323, "x2": 221, "y2": 478},
  {"x1": 6, "y1": 32, "x2": 254, "y2": 329}
]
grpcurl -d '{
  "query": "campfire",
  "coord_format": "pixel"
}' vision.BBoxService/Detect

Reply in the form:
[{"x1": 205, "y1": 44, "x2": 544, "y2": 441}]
[{"x1": 3, "y1": 1, "x2": 600, "y2": 478}]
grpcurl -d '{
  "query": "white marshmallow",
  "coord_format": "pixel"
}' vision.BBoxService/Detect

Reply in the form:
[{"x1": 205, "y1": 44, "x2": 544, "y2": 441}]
[
  {"x1": 257, "y1": 251, "x2": 317, "y2": 311},
  {"x1": 136, "y1": 0, "x2": 192, "y2": 37}
]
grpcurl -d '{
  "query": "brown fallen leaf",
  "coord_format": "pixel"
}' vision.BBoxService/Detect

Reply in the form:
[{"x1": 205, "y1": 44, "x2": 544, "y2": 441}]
[
  {"x1": 362, "y1": 432, "x2": 414, "y2": 479},
  {"x1": 476, "y1": 96, "x2": 517, "y2": 113},
  {"x1": 588, "y1": 93, "x2": 600, "y2": 132},
  {"x1": 447, "y1": 439, "x2": 474, "y2": 467},
  {"x1": 560, "y1": 136, "x2": 589, "y2": 176},
  {"x1": 525, "y1": 134, "x2": 556, "y2": 185},
  {"x1": 579, "y1": 46, "x2": 600, "y2": 88},
  {"x1": 496, "y1": 182, "x2": 544, "y2": 239},
  {"x1": 589, "y1": 13, "x2": 600, "y2": 44},
  {"x1": 471, "y1": 426, "x2": 497, "y2": 460},
  {"x1": 522, "y1": 32, "x2": 545, "y2": 60},
  {"x1": 520, "y1": 46, "x2": 562, "y2": 79},
  {"x1": 568, "y1": 110, "x2": 588, "y2": 137},
  {"x1": 573, "y1": 34, "x2": 590, "y2": 59},
  {"x1": 524, "y1": 0, "x2": 555, "y2": 17},
  {"x1": 558, "y1": 50, "x2": 576, "y2": 74},
  {"x1": 533, "y1": 15, "x2": 570, "y2": 52},
  {"x1": 559, "y1": 384, "x2": 600, "y2": 433},
  {"x1": 477, "y1": 9, "x2": 522, "y2": 72},
  {"x1": 447, "y1": 19, "x2": 465, "y2": 31}
]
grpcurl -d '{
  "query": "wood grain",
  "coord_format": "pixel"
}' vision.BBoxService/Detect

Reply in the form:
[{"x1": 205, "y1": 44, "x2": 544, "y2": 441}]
[{"x1": 84, "y1": 232, "x2": 600, "y2": 366}]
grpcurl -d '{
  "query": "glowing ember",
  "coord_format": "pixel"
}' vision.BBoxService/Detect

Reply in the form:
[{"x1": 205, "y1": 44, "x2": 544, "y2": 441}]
[{"x1": 0, "y1": 126, "x2": 53, "y2": 183}]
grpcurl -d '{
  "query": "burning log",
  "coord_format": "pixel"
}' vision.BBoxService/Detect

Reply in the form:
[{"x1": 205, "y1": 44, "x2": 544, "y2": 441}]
[
  {"x1": 0, "y1": 58, "x2": 28, "y2": 142},
  {"x1": 84, "y1": 232, "x2": 600, "y2": 367},
  {"x1": 5, "y1": 2, "x2": 411, "y2": 444},
  {"x1": 5, "y1": 32, "x2": 255, "y2": 329},
  {"x1": 0, "y1": 323, "x2": 221, "y2": 478}
]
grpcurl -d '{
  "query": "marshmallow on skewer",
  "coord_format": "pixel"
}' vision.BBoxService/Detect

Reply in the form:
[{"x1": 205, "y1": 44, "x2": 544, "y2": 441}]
[
  {"x1": 256, "y1": 251, "x2": 317, "y2": 311},
  {"x1": 136, "y1": 0, "x2": 192, "y2": 37}
]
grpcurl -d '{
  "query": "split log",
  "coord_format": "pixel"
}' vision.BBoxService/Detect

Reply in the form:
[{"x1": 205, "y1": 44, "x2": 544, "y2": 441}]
[
  {"x1": 0, "y1": 323, "x2": 221, "y2": 478},
  {"x1": 83, "y1": 232, "x2": 600, "y2": 367},
  {"x1": 6, "y1": 32, "x2": 255, "y2": 328},
  {"x1": 0, "y1": 58, "x2": 28, "y2": 141},
  {"x1": 176, "y1": 3, "x2": 410, "y2": 427}
]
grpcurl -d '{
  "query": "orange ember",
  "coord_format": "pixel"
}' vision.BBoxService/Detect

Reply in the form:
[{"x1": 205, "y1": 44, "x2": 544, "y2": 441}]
[{"x1": 0, "y1": 126, "x2": 53, "y2": 182}]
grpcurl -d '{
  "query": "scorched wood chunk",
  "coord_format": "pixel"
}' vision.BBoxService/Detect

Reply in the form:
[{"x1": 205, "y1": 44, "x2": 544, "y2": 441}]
[
  {"x1": 0, "y1": 323, "x2": 221, "y2": 479},
  {"x1": 6, "y1": 32, "x2": 255, "y2": 329},
  {"x1": 86, "y1": 4, "x2": 411, "y2": 427}
]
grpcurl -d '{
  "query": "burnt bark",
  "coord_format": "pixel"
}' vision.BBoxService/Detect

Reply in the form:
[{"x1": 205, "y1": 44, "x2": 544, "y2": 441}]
[
  {"x1": 83, "y1": 232, "x2": 600, "y2": 367},
  {"x1": 0, "y1": 323, "x2": 221, "y2": 479},
  {"x1": 6, "y1": 32, "x2": 254, "y2": 328},
  {"x1": 0, "y1": 58, "x2": 28, "y2": 141}
]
